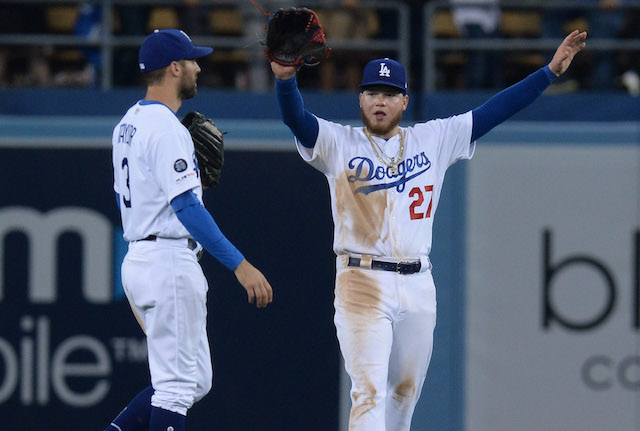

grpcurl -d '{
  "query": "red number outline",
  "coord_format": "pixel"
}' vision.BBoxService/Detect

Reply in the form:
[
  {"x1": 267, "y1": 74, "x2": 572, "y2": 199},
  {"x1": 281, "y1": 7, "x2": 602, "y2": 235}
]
[
  {"x1": 424, "y1": 185, "x2": 433, "y2": 218},
  {"x1": 409, "y1": 187, "x2": 424, "y2": 220},
  {"x1": 409, "y1": 185, "x2": 433, "y2": 220}
]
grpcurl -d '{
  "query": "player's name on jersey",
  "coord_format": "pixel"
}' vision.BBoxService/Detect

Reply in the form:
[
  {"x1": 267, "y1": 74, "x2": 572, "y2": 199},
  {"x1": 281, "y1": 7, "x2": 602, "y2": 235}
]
[{"x1": 116, "y1": 124, "x2": 137, "y2": 146}]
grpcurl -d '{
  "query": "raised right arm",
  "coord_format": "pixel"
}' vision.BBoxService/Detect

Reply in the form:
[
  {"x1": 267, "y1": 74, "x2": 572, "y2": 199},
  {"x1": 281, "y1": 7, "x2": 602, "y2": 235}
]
[{"x1": 271, "y1": 62, "x2": 319, "y2": 148}]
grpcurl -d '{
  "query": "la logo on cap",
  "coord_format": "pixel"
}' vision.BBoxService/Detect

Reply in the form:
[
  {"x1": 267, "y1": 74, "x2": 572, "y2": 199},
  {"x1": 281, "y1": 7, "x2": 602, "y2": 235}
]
[{"x1": 378, "y1": 62, "x2": 391, "y2": 78}]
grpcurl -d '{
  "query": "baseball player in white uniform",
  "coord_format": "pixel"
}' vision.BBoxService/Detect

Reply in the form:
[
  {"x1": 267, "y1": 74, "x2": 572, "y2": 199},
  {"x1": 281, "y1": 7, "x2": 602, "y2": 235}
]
[
  {"x1": 270, "y1": 30, "x2": 586, "y2": 430},
  {"x1": 105, "y1": 29, "x2": 273, "y2": 431}
]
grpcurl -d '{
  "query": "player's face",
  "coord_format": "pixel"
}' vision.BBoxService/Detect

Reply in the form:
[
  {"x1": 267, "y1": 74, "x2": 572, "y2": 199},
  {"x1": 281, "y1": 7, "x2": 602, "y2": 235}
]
[
  {"x1": 359, "y1": 86, "x2": 408, "y2": 138},
  {"x1": 178, "y1": 59, "x2": 201, "y2": 100}
]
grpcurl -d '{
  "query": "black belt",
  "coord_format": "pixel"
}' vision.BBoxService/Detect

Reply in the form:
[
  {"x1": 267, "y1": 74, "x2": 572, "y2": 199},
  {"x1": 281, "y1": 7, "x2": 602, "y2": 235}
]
[
  {"x1": 348, "y1": 256, "x2": 421, "y2": 275},
  {"x1": 140, "y1": 235, "x2": 199, "y2": 252}
]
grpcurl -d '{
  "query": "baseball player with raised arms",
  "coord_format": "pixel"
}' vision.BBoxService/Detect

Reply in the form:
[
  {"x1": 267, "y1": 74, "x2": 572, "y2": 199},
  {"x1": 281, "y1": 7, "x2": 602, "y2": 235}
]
[
  {"x1": 271, "y1": 30, "x2": 586, "y2": 430},
  {"x1": 105, "y1": 29, "x2": 273, "y2": 431}
]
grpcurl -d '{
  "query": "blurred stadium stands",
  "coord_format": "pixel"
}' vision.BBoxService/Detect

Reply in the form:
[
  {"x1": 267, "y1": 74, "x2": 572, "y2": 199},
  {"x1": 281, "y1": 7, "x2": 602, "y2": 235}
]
[{"x1": 0, "y1": 0, "x2": 638, "y2": 92}]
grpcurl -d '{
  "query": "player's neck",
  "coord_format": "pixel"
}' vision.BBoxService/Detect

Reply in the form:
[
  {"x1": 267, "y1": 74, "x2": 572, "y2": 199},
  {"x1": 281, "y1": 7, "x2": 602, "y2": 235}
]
[
  {"x1": 369, "y1": 126, "x2": 401, "y2": 140},
  {"x1": 144, "y1": 86, "x2": 182, "y2": 113}
]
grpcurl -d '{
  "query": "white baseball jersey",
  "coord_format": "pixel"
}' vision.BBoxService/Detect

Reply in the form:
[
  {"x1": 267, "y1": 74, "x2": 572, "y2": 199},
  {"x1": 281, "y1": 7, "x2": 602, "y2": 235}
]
[
  {"x1": 301, "y1": 112, "x2": 475, "y2": 430},
  {"x1": 296, "y1": 111, "x2": 475, "y2": 260},
  {"x1": 112, "y1": 100, "x2": 211, "y2": 415},
  {"x1": 112, "y1": 100, "x2": 203, "y2": 242}
]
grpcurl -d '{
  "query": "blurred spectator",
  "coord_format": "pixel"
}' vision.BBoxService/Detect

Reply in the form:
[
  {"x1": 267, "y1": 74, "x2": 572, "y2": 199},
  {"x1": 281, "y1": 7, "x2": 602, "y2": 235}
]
[
  {"x1": 0, "y1": 4, "x2": 52, "y2": 87},
  {"x1": 69, "y1": 2, "x2": 102, "y2": 87},
  {"x1": 318, "y1": 0, "x2": 379, "y2": 91},
  {"x1": 450, "y1": 0, "x2": 502, "y2": 89},
  {"x1": 22, "y1": 47, "x2": 52, "y2": 87},
  {"x1": 541, "y1": 0, "x2": 632, "y2": 90}
]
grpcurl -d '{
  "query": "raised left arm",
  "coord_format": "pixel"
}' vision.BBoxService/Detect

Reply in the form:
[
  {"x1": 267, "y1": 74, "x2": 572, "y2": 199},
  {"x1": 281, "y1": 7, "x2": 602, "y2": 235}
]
[
  {"x1": 471, "y1": 31, "x2": 587, "y2": 142},
  {"x1": 548, "y1": 30, "x2": 588, "y2": 77}
]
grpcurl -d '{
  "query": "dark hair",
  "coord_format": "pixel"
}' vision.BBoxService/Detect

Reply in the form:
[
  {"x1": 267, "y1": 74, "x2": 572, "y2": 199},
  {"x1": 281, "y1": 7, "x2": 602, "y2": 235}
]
[{"x1": 141, "y1": 66, "x2": 167, "y2": 86}]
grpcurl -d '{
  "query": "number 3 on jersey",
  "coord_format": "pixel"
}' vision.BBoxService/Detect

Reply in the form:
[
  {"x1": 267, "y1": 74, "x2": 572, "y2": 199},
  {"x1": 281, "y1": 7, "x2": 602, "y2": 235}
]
[
  {"x1": 121, "y1": 157, "x2": 132, "y2": 208},
  {"x1": 409, "y1": 185, "x2": 433, "y2": 220}
]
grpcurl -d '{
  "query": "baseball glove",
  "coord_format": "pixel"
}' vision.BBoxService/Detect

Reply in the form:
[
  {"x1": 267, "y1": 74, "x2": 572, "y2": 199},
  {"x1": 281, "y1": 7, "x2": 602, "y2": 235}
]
[
  {"x1": 265, "y1": 7, "x2": 330, "y2": 67},
  {"x1": 181, "y1": 111, "x2": 224, "y2": 188}
]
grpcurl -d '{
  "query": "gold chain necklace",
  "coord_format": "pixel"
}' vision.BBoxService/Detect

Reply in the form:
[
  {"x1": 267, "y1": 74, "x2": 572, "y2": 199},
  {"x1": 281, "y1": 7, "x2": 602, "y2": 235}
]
[{"x1": 364, "y1": 127, "x2": 405, "y2": 176}]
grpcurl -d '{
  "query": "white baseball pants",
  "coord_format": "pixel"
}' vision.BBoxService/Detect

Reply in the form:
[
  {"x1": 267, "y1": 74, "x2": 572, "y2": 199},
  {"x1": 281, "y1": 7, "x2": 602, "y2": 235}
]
[
  {"x1": 334, "y1": 263, "x2": 437, "y2": 431},
  {"x1": 122, "y1": 238, "x2": 213, "y2": 416}
]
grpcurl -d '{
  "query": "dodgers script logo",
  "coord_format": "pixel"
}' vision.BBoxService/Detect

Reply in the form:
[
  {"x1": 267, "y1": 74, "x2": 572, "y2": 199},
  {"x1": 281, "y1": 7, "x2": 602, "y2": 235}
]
[
  {"x1": 379, "y1": 62, "x2": 391, "y2": 77},
  {"x1": 347, "y1": 152, "x2": 431, "y2": 195}
]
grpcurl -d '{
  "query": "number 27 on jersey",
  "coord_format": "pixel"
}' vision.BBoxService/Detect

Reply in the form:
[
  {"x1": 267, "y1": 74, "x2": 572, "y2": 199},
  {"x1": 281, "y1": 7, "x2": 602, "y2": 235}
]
[{"x1": 409, "y1": 185, "x2": 433, "y2": 220}]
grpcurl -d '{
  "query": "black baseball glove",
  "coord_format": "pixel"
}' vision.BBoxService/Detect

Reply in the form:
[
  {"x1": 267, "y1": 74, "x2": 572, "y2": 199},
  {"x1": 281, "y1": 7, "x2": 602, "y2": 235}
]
[
  {"x1": 181, "y1": 111, "x2": 224, "y2": 188},
  {"x1": 265, "y1": 7, "x2": 330, "y2": 67}
]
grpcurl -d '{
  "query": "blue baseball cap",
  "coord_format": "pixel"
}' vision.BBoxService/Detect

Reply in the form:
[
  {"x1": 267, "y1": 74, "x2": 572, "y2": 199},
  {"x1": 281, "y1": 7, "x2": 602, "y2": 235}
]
[
  {"x1": 138, "y1": 29, "x2": 213, "y2": 72},
  {"x1": 360, "y1": 58, "x2": 407, "y2": 93}
]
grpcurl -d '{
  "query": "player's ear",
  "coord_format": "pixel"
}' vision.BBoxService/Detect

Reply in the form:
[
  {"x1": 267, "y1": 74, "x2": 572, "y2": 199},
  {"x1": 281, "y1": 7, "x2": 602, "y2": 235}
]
[
  {"x1": 402, "y1": 94, "x2": 409, "y2": 111},
  {"x1": 358, "y1": 92, "x2": 364, "y2": 108},
  {"x1": 169, "y1": 61, "x2": 181, "y2": 77}
]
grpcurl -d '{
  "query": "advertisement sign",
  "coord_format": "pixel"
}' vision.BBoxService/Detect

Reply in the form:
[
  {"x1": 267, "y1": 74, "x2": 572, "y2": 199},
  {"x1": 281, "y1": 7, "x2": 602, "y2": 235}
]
[
  {"x1": 0, "y1": 148, "x2": 148, "y2": 430},
  {"x1": 0, "y1": 146, "x2": 340, "y2": 431},
  {"x1": 466, "y1": 145, "x2": 640, "y2": 431}
]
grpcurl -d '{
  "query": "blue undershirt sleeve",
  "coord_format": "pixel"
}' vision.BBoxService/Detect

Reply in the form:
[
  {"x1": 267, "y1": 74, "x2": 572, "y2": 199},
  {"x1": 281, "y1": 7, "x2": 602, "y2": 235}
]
[
  {"x1": 275, "y1": 76, "x2": 319, "y2": 148},
  {"x1": 471, "y1": 66, "x2": 557, "y2": 142},
  {"x1": 170, "y1": 190, "x2": 245, "y2": 271},
  {"x1": 116, "y1": 192, "x2": 121, "y2": 210}
]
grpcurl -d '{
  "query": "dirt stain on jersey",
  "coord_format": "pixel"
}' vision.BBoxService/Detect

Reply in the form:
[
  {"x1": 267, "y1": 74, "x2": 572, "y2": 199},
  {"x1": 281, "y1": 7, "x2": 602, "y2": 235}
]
[
  {"x1": 391, "y1": 379, "x2": 416, "y2": 406},
  {"x1": 336, "y1": 172, "x2": 388, "y2": 249},
  {"x1": 350, "y1": 380, "x2": 377, "y2": 423},
  {"x1": 335, "y1": 268, "x2": 381, "y2": 316},
  {"x1": 336, "y1": 269, "x2": 384, "y2": 425}
]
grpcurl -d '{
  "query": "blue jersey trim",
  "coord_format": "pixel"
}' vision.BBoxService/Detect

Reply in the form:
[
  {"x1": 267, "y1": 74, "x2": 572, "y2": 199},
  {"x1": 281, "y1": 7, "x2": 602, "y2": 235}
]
[
  {"x1": 139, "y1": 99, "x2": 167, "y2": 107},
  {"x1": 139, "y1": 99, "x2": 177, "y2": 116}
]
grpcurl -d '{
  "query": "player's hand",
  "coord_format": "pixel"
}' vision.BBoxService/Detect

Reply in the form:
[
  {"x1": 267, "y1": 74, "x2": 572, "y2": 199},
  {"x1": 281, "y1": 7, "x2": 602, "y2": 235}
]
[
  {"x1": 233, "y1": 259, "x2": 273, "y2": 308},
  {"x1": 548, "y1": 30, "x2": 587, "y2": 77},
  {"x1": 270, "y1": 61, "x2": 298, "y2": 80}
]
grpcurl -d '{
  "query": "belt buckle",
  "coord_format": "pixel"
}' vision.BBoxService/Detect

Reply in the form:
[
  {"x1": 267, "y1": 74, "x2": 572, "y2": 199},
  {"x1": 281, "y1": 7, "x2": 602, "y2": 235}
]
[{"x1": 397, "y1": 260, "x2": 411, "y2": 274}]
